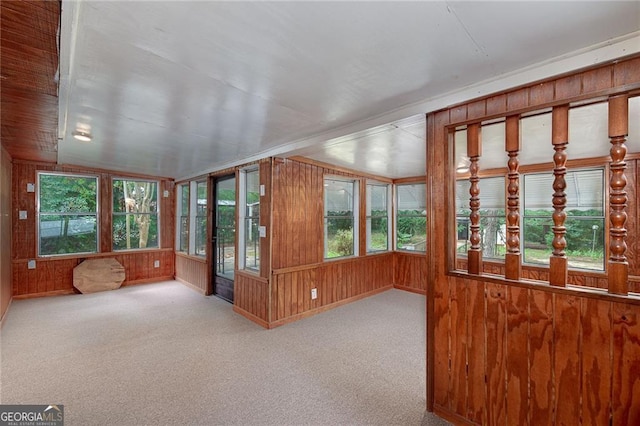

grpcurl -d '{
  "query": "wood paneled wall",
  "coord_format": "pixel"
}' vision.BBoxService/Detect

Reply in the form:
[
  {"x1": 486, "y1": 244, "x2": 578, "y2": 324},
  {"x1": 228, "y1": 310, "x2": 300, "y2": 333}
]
[
  {"x1": 234, "y1": 272, "x2": 269, "y2": 326},
  {"x1": 394, "y1": 252, "x2": 427, "y2": 294},
  {"x1": 1, "y1": 0, "x2": 59, "y2": 163},
  {"x1": 175, "y1": 253, "x2": 208, "y2": 294},
  {"x1": 271, "y1": 158, "x2": 328, "y2": 269},
  {"x1": 1, "y1": 147, "x2": 12, "y2": 322},
  {"x1": 270, "y1": 254, "x2": 393, "y2": 326},
  {"x1": 434, "y1": 278, "x2": 639, "y2": 425},
  {"x1": 427, "y1": 55, "x2": 640, "y2": 425},
  {"x1": 234, "y1": 157, "x2": 392, "y2": 327},
  {"x1": 12, "y1": 161, "x2": 175, "y2": 297}
]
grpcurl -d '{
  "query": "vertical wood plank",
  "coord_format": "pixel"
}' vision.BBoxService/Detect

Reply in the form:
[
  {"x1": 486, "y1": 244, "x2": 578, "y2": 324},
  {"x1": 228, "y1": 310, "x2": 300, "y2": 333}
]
[
  {"x1": 467, "y1": 279, "x2": 485, "y2": 424},
  {"x1": 553, "y1": 294, "x2": 581, "y2": 425},
  {"x1": 486, "y1": 282, "x2": 507, "y2": 426},
  {"x1": 433, "y1": 277, "x2": 450, "y2": 408},
  {"x1": 450, "y1": 278, "x2": 468, "y2": 416},
  {"x1": 612, "y1": 303, "x2": 640, "y2": 425},
  {"x1": 529, "y1": 289, "x2": 553, "y2": 425},
  {"x1": 581, "y1": 298, "x2": 612, "y2": 426},
  {"x1": 506, "y1": 286, "x2": 529, "y2": 426}
]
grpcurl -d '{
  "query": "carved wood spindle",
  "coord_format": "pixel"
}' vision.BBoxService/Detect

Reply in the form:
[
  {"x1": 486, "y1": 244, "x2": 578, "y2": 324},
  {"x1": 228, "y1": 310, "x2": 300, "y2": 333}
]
[
  {"x1": 505, "y1": 115, "x2": 521, "y2": 280},
  {"x1": 549, "y1": 105, "x2": 569, "y2": 287},
  {"x1": 608, "y1": 94, "x2": 629, "y2": 295},
  {"x1": 467, "y1": 123, "x2": 483, "y2": 275}
]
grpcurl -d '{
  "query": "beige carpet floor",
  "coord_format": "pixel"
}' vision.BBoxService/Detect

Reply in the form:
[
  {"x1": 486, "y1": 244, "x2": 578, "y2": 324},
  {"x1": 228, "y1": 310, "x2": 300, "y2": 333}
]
[{"x1": 1, "y1": 281, "x2": 448, "y2": 425}]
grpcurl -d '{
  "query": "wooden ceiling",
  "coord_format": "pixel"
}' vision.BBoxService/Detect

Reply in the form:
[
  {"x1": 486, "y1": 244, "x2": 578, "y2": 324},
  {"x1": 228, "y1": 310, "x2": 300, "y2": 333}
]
[{"x1": 1, "y1": 0, "x2": 60, "y2": 163}]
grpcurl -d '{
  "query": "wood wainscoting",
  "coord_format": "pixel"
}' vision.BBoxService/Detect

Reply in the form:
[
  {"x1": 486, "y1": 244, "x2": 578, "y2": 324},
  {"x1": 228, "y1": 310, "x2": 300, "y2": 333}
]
[
  {"x1": 12, "y1": 250, "x2": 175, "y2": 298},
  {"x1": 270, "y1": 253, "x2": 393, "y2": 328},
  {"x1": 11, "y1": 161, "x2": 175, "y2": 298},
  {"x1": 234, "y1": 271, "x2": 270, "y2": 327},
  {"x1": 394, "y1": 251, "x2": 427, "y2": 294},
  {"x1": 427, "y1": 55, "x2": 640, "y2": 424},
  {"x1": 433, "y1": 276, "x2": 640, "y2": 425},
  {"x1": 175, "y1": 253, "x2": 208, "y2": 295}
]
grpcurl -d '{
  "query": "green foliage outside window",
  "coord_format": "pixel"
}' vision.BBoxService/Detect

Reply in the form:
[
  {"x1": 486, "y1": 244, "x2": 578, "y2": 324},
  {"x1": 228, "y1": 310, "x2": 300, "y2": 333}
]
[
  {"x1": 397, "y1": 210, "x2": 427, "y2": 251},
  {"x1": 38, "y1": 174, "x2": 98, "y2": 256},
  {"x1": 113, "y1": 179, "x2": 159, "y2": 250}
]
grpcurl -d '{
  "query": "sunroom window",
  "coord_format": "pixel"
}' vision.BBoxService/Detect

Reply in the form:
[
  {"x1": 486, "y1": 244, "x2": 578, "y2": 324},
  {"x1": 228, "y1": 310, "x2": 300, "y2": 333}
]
[
  {"x1": 366, "y1": 183, "x2": 390, "y2": 252},
  {"x1": 396, "y1": 183, "x2": 426, "y2": 252},
  {"x1": 456, "y1": 176, "x2": 506, "y2": 259},
  {"x1": 523, "y1": 169, "x2": 605, "y2": 271},
  {"x1": 324, "y1": 178, "x2": 358, "y2": 259},
  {"x1": 113, "y1": 179, "x2": 159, "y2": 250},
  {"x1": 38, "y1": 172, "x2": 98, "y2": 256}
]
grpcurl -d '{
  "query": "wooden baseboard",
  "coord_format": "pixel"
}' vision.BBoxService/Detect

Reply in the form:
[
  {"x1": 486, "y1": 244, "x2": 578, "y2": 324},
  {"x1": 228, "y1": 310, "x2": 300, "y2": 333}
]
[
  {"x1": 393, "y1": 284, "x2": 426, "y2": 295},
  {"x1": 122, "y1": 276, "x2": 175, "y2": 286},
  {"x1": 13, "y1": 289, "x2": 76, "y2": 300},
  {"x1": 433, "y1": 405, "x2": 477, "y2": 425},
  {"x1": 175, "y1": 277, "x2": 207, "y2": 295},
  {"x1": 268, "y1": 285, "x2": 394, "y2": 329},
  {"x1": 233, "y1": 306, "x2": 270, "y2": 329}
]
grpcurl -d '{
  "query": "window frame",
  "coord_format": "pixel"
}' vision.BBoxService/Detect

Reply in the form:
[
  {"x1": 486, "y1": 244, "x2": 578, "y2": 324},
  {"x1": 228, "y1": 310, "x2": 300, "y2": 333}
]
[
  {"x1": 239, "y1": 167, "x2": 261, "y2": 272},
  {"x1": 112, "y1": 178, "x2": 160, "y2": 251},
  {"x1": 193, "y1": 180, "x2": 208, "y2": 257},
  {"x1": 395, "y1": 182, "x2": 427, "y2": 252},
  {"x1": 366, "y1": 181, "x2": 391, "y2": 253},
  {"x1": 522, "y1": 167, "x2": 606, "y2": 271},
  {"x1": 455, "y1": 176, "x2": 506, "y2": 260},
  {"x1": 176, "y1": 183, "x2": 190, "y2": 253},
  {"x1": 37, "y1": 171, "x2": 100, "y2": 257},
  {"x1": 175, "y1": 179, "x2": 209, "y2": 257},
  {"x1": 324, "y1": 176, "x2": 359, "y2": 260}
]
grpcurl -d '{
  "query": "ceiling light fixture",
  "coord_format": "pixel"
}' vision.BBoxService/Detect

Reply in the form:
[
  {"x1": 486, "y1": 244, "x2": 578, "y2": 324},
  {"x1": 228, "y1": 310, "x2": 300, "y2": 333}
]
[{"x1": 72, "y1": 130, "x2": 92, "y2": 142}]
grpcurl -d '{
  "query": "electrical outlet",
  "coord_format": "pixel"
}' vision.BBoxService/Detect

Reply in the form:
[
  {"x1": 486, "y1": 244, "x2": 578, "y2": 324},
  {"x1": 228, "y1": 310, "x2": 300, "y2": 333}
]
[
  {"x1": 154, "y1": 260, "x2": 160, "y2": 268},
  {"x1": 311, "y1": 288, "x2": 318, "y2": 300},
  {"x1": 19, "y1": 210, "x2": 27, "y2": 220}
]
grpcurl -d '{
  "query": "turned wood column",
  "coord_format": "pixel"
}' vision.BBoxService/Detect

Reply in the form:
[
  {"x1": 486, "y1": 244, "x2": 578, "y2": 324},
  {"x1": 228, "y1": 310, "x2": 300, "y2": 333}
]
[
  {"x1": 550, "y1": 105, "x2": 569, "y2": 287},
  {"x1": 505, "y1": 115, "x2": 521, "y2": 280},
  {"x1": 608, "y1": 94, "x2": 629, "y2": 295},
  {"x1": 467, "y1": 123, "x2": 483, "y2": 275}
]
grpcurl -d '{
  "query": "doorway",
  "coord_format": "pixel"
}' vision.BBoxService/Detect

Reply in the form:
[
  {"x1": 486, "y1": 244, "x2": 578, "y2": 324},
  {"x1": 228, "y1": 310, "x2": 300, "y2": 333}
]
[{"x1": 212, "y1": 175, "x2": 236, "y2": 303}]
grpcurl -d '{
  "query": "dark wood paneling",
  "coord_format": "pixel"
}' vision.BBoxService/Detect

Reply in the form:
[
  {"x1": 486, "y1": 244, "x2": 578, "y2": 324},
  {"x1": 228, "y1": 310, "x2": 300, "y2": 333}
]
[
  {"x1": 270, "y1": 254, "x2": 392, "y2": 324},
  {"x1": 506, "y1": 286, "x2": 529, "y2": 425},
  {"x1": 429, "y1": 55, "x2": 640, "y2": 426},
  {"x1": 11, "y1": 161, "x2": 175, "y2": 297},
  {"x1": 393, "y1": 252, "x2": 427, "y2": 293},
  {"x1": 450, "y1": 278, "x2": 468, "y2": 417},
  {"x1": 235, "y1": 272, "x2": 269, "y2": 323},
  {"x1": 12, "y1": 250, "x2": 175, "y2": 297},
  {"x1": 271, "y1": 159, "x2": 324, "y2": 269},
  {"x1": 1, "y1": 0, "x2": 60, "y2": 163},
  {"x1": 485, "y1": 283, "x2": 507, "y2": 425},
  {"x1": 466, "y1": 279, "x2": 485, "y2": 424},
  {"x1": 553, "y1": 294, "x2": 581, "y2": 424},
  {"x1": 581, "y1": 298, "x2": 612, "y2": 426},
  {"x1": 612, "y1": 303, "x2": 640, "y2": 425}
]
